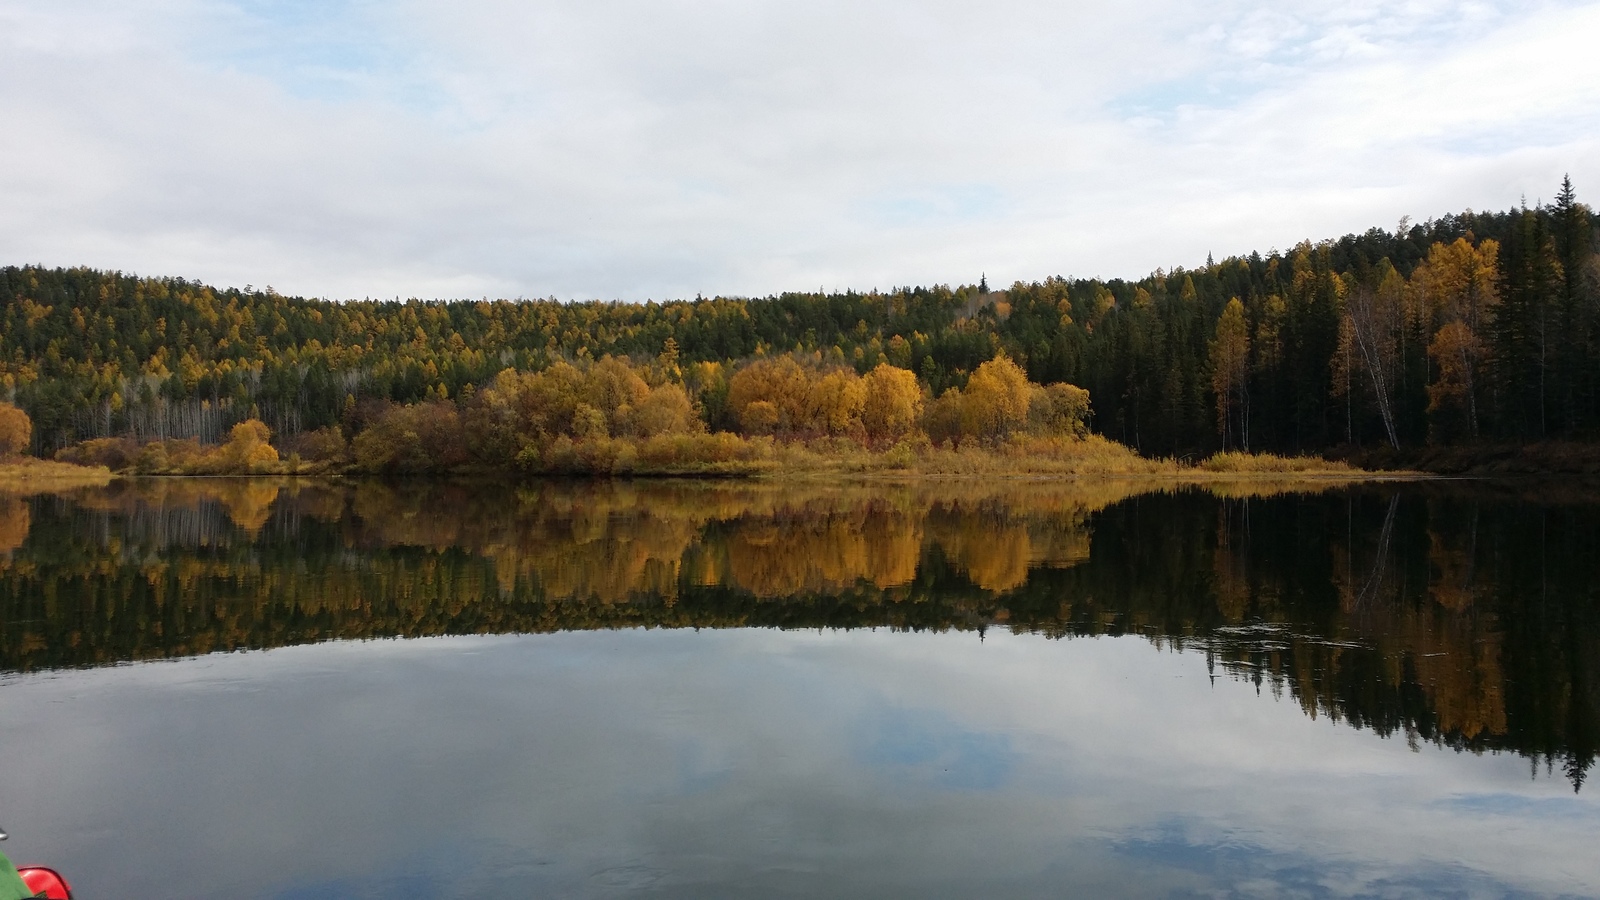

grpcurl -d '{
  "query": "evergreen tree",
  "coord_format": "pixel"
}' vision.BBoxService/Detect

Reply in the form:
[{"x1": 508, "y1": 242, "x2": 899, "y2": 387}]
[
  {"x1": 1552, "y1": 176, "x2": 1596, "y2": 430},
  {"x1": 1491, "y1": 208, "x2": 1562, "y2": 437}
]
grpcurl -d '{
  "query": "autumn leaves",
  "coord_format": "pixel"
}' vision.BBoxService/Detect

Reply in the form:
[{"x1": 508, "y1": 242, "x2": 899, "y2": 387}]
[
  {"x1": 343, "y1": 352, "x2": 1093, "y2": 474},
  {"x1": 724, "y1": 353, "x2": 1088, "y2": 448},
  {"x1": 727, "y1": 357, "x2": 923, "y2": 442}
]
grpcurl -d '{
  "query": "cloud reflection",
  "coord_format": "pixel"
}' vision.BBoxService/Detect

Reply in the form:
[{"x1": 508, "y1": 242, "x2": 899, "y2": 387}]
[
  {"x1": 1, "y1": 629, "x2": 1596, "y2": 898},
  {"x1": 857, "y1": 707, "x2": 1017, "y2": 791}
]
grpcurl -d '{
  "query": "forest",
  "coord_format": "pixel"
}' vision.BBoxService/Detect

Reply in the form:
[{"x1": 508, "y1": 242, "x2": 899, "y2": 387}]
[{"x1": 0, "y1": 178, "x2": 1594, "y2": 468}]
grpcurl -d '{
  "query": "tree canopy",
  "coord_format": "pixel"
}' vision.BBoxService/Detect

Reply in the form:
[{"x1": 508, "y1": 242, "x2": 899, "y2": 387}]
[{"x1": 2, "y1": 181, "x2": 1595, "y2": 460}]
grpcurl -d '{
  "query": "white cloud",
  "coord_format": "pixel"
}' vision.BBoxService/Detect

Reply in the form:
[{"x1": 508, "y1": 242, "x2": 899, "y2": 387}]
[{"x1": 0, "y1": 0, "x2": 1595, "y2": 300}]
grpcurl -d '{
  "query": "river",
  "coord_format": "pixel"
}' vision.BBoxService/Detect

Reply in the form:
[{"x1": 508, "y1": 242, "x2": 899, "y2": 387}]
[{"x1": 0, "y1": 477, "x2": 1595, "y2": 897}]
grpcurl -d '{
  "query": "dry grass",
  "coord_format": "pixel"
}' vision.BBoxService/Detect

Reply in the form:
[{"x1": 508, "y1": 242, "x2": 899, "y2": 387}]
[
  {"x1": 1196, "y1": 451, "x2": 1362, "y2": 475},
  {"x1": 907, "y1": 435, "x2": 1173, "y2": 476},
  {"x1": 0, "y1": 457, "x2": 116, "y2": 492},
  {"x1": 716, "y1": 434, "x2": 1163, "y2": 478},
  {"x1": 36, "y1": 428, "x2": 1403, "y2": 483},
  {"x1": 546, "y1": 434, "x2": 1400, "y2": 481},
  {"x1": 746, "y1": 436, "x2": 1394, "y2": 481}
]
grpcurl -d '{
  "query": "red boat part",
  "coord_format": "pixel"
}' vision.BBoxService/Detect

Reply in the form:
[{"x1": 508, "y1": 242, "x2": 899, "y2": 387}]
[{"x1": 17, "y1": 867, "x2": 71, "y2": 899}]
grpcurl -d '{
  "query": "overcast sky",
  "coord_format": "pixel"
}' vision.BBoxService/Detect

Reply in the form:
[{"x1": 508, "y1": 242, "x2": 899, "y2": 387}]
[{"x1": 2, "y1": 1, "x2": 1597, "y2": 301}]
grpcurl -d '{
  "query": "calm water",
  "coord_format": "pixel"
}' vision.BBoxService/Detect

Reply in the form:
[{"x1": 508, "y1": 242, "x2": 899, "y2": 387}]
[{"x1": 0, "y1": 477, "x2": 1597, "y2": 898}]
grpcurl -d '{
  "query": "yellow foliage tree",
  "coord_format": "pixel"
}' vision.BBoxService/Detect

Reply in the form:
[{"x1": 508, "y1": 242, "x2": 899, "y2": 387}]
[
  {"x1": 808, "y1": 370, "x2": 866, "y2": 436},
  {"x1": 584, "y1": 357, "x2": 652, "y2": 434},
  {"x1": 1410, "y1": 237, "x2": 1500, "y2": 331},
  {"x1": 728, "y1": 356, "x2": 812, "y2": 435},
  {"x1": 0, "y1": 403, "x2": 31, "y2": 457},
  {"x1": 740, "y1": 400, "x2": 780, "y2": 435},
  {"x1": 960, "y1": 355, "x2": 1034, "y2": 440},
  {"x1": 352, "y1": 403, "x2": 465, "y2": 473},
  {"x1": 861, "y1": 364, "x2": 923, "y2": 442},
  {"x1": 1410, "y1": 238, "x2": 1499, "y2": 439},
  {"x1": 221, "y1": 419, "x2": 281, "y2": 473},
  {"x1": 1208, "y1": 298, "x2": 1250, "y2": 450},
  {"x1": 466, "y1": 357, "x2": 697, "y2": 462},
  {"x1": 1426, "y1": 321, "x2": 1484, "y2": 444},
  {"x1": 728, "y1": 356, "x2": 867, "y2": 437},
  {"x1": 626, "y1": 384, "x2": 699, "y2": 438},
  {"x1": 1028, "y1": 382, "x2": 1091, "y2": 438},
  {"x1": 923, "y1": 389, "x2": 966, "y2": 446}
]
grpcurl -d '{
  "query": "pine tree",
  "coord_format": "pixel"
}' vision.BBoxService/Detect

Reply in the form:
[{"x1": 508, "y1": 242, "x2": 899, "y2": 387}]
[
  {"x1": 1491, "y1": 208, "x2": 1561, "y2": 437},
  {"x1": 1551, "y1": 176, "x2": 1596, "y2": 430}
]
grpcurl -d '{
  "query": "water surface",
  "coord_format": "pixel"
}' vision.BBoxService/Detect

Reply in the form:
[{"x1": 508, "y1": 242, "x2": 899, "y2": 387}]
[{"x1": 0, "y1": 477, "x2": 1596, "y2": 897}]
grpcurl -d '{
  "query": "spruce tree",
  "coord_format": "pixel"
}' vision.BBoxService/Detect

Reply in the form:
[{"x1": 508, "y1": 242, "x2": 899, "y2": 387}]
[
  {"x1": 1552, "y1": 176, "x2": 1595, "y2": 430},
  {"x1": 1492, "y1": 207, "x2": 1561, "y2": 438}
]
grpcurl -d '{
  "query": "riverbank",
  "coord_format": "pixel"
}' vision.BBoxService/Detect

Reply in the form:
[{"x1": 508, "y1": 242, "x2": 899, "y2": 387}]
[
  {"x1": 1340, "y1": 441, "x2": 1600, "y2": 475},
  {"x1": 43, "y1": 435, "x2": 1385, "y2": 480},
  {"x1": 0, "y1": 458, "x2": 115, "y2": 491},
  {"x1": 742, "y1": 438, "x2": 1374, "y2": 479}
]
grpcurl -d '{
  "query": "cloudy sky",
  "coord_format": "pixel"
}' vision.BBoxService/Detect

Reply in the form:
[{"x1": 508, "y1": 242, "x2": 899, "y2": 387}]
[{"x1": 2, "y1": 1, "x2": 1597, "y2": 301}]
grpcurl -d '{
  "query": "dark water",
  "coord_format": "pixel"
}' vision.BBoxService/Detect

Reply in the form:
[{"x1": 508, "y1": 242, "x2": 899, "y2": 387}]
[{"x1": 0, "y1": 477, "x2": 1597, "y2": 898}]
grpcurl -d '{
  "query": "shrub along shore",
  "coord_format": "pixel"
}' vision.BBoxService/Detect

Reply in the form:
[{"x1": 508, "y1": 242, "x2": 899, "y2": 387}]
[
  {"x1": 26, "y1": 437, "x2": 1366, "y2": 480},
  {"x1": 7, "y1": 353, "x2": 1372, "y2": 479}
]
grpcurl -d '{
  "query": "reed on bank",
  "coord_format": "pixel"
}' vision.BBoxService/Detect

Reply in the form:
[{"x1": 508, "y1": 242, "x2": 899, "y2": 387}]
[
  {"x1": 0, "y1": 457, "x2": 115, "y2": 490},
  {"x1": 50, "y1": 424, "x2": 1389, "y2": 479}
]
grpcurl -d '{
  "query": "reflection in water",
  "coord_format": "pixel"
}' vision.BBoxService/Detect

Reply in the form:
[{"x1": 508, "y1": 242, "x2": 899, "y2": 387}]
[{"x1": 1, "y1": 476, "x2": 1597, "y2": 789}]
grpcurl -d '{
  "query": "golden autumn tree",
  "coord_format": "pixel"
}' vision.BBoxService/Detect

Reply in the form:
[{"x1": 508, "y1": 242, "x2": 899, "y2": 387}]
[
  {"x1": 1208, "y1": 298, "x2": 1251, "y2": 450},
  {"x1": 352, "y1": 402, "x2": 466, "y2": 473},
  {"x1": 922, "y1": 388, "x2": 966, "y2": 446},
  {"x1": 727, "y1": 356, "x2": 811, "y2": 435},
  {"x1": 1411, "y1": 237, "x2": 1500, "y2": 336},
  {"x1": 1028, "y1": 382, "x2": 1091, "y2": 438},
  {"x1": 960, "y1": 355, "x2": 1033, "y2": 440},
  {"x1": 739, "y1": 400, "x2": 781, "y2": 435},
  {"x1": 0, "y1": 403, "x2": 30, "y2": 457},
  {"x1": 220, "y1": 419, "x2": 280, "y2": 473},
  {"x1": 806, "y1": 370, "x2": 866, "y2": 436},
  {"x1": 727, "y1": 355, "x2": 869, "y2": 438},
  {"x1": 582, "y1": 356, "x2": 652, "y2": 434},
  {"x1": 1409, "y1": 238, "x2": 1499, "y2": 441},
  {"x1": 1426, "y1": 322, "x2": 1484, "y2": 443},
  {"x1": 624, "y1": 384, "x2": 699, "y2": 438},
  {"x1": 861, "y1": 363, "x2": 923, "y2": 443}
]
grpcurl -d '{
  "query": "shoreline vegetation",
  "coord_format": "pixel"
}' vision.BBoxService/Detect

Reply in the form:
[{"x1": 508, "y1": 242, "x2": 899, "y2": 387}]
[
  {"x1": 16, "y1": 420, "x2": 1381, "y2": 484},
  {"x1": 8, "y1": 442, "x2": 1382, "y2": 484},
  {"x1": 0, "y1": 457, "x2": 114, "y2": 490},
  {"x1": 5, "y1": 355, "x2": 1383, "y2": 481},
  {"x1": 21, "y1": 432, "x2": 1381, "y2": 482}
]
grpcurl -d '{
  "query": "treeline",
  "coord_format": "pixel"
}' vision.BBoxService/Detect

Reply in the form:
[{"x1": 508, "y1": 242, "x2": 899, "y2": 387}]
[
  {"x1": 2, "y1": 179, "x2": 1595, "y2": 457},
  {"x1": 46, "y1": 353, "x2": 1095, "y2": 475}
]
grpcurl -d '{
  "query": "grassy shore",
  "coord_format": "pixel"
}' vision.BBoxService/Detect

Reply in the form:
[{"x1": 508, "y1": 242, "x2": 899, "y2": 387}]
[
  {"x1": 611, "y1": 436, "x2": 1389, "y2": 479},
  {"x1": 0, "y1": 457, "x2": 116, "y2": 491},
  {"x1": 1192, "y1": 450, "x2": 1367, "y2": 475},
  {"x1": 43, "y1": 433, "x2": 1403, "y2": 481}
]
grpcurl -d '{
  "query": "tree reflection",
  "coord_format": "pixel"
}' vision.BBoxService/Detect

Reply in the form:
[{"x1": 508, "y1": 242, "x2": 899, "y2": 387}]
[{"x1": 0, "y1": 476, "x2": 1595, "y2": 789}]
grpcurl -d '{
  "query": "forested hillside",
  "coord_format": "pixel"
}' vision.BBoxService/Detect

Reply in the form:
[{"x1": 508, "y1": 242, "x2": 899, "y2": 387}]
[{"x1": 2, "y1": 179, "x2": 1594, "y2": 459}]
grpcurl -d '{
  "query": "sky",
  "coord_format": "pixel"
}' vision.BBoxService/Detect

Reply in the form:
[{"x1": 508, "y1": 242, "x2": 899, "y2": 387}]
[{"x1": 1, "y1": 0, "x2": 1597, "y2": 302}]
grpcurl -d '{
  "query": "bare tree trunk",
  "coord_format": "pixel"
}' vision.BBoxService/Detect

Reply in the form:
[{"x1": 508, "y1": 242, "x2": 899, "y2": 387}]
[{"x1": 1347, "y1": 286, "x2": 1401, "y2": 449}]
